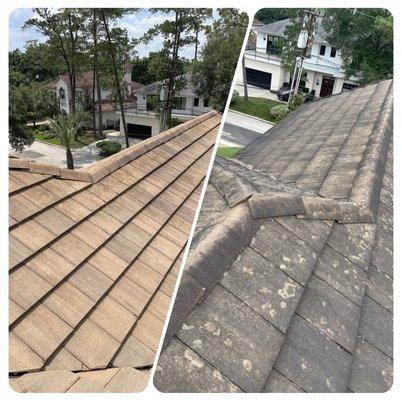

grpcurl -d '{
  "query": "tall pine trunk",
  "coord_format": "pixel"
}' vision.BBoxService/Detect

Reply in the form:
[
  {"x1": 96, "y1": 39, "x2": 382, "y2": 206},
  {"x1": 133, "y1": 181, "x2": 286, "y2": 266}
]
[
  {"x1": 66, "y1": 147, "x2": 74, "y2": 170},
  {"x1": 100, "y1": 10, "x2": 129, "y2": 148},
  {"x1": 165, "y1": 10, "x2": 181, "y2": 127},
  {"x1": 242, "y1": 55, "x2": 248, "y2": 101},
  {"x1": 93, "y1": 10, "x2": 103, "y2": 138}
]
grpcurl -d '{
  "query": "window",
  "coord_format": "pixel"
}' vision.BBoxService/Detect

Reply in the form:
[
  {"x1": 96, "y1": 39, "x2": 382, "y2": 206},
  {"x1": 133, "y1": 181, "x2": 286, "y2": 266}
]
[
  {"x1": 330, "y1": 47, "x2": 337, "y2": 58},
  {"x1": 319, "y1": 45, "x2": 326, "y2": 56},
  {"x1": 203, "y1": 98, "x2": 209, "y2": 107},
  {"x1": 58, "y1": 87, "x2": 65, "y2": 99},
  {"x1": 193, "y1": 97, "x2": 199, "y2": 107},
  {"x1": 266, "y1": 35, "x2": 279, "y2": 54},
  {"x1": 172, "y1": 97, "x2": 186, "y2": 110}
]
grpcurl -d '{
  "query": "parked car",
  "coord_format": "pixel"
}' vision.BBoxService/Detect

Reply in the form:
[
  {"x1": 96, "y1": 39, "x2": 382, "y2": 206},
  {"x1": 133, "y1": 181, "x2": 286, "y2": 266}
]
[{"x1": 277, "y1": 84, "x2": 312, "y2": 102}]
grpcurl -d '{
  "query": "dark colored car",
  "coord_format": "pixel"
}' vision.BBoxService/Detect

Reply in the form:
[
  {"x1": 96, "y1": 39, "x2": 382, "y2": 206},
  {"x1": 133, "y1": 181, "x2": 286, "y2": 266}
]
[{"x1": 277, "y1": 85, "x2": 314, "y2": 102}]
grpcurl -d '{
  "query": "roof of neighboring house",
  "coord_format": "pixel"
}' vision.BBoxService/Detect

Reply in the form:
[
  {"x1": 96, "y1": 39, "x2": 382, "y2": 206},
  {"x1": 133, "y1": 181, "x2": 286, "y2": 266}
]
[
  {"x1": 9, "y1": 110, "x2": 221, "y2": 392},
  {"x1": 55, "y1": 72, "x2": 144, "y2": 93},
  {"x1": 256, "y1": 17, "x2": 328, "y2": 42},
  {"x1": 154, "y1": 80, "x2": 393, "y2": 393},
  {"x1": 135, "y1": 73, "x2": 196, "y2": 97}
]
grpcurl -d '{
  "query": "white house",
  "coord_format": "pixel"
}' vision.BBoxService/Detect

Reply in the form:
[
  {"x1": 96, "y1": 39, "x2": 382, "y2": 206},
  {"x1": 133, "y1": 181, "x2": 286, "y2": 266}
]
[
  {"x1": 241, "y1": 18, "x2": 358, "y2": 98},
  {"x1": 118, "y1": 73, "x2": 212, "y2": 138},
  {"x1": 53, "y1": 64, "x2": 143, "y2": 129}
]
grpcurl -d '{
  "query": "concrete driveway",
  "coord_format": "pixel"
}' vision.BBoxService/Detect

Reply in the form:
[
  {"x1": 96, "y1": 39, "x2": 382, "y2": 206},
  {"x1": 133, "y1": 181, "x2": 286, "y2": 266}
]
[
  {"x1": 220, "y1": 110, "x2": 273, "y2": 148},
  {"x1": 9, "y1": 133, "x2": 142, "y2": 169}
]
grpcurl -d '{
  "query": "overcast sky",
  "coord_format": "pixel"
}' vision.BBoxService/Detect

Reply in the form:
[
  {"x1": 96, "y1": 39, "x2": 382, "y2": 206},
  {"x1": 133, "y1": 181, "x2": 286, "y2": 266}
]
[{"x1": 9, "y1": 8, "x2": 217, "y2": 58}]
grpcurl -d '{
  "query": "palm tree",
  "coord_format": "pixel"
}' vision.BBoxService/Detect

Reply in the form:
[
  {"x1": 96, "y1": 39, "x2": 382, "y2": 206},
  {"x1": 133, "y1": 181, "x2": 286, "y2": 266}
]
[{"x1": 49, "y1": 115, "x2": 77, "y2": 169}]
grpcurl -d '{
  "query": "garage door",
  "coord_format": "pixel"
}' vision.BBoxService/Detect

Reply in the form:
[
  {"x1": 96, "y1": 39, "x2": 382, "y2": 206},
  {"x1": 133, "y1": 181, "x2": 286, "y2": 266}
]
[
  {"x1": 127, "y1": 123, "x2": 152, "y2": 139},
  {"x1": 245, "y1": 68, "x2": 272, "y2": 90}
]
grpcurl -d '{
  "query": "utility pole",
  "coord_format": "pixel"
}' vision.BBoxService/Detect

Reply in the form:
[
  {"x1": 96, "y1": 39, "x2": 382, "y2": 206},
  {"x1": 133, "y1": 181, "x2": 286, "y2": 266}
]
[{"x1": 288, "y1": 9, "x2": 325, "y2": 104}]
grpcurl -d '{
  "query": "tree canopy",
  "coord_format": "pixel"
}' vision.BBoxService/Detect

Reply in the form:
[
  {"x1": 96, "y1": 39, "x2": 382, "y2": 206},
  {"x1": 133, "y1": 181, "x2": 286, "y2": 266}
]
[
  {"x1": 323, "y1": 8, "x2": 393, "y2": 84},
  {"x1": 191, "y1": 9, "x2": 248, "y2": 111}
]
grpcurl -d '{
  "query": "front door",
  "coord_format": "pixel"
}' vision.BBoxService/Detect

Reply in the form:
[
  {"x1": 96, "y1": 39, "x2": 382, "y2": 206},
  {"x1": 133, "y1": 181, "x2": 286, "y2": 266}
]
[{"x1": 319, "y1": 76, "x2": 335, "y2": 97}]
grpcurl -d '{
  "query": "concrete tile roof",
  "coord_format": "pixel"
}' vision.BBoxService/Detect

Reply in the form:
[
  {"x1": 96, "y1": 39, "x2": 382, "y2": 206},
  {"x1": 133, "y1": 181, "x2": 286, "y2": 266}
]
[
  {"x1": 9, "y1": 110, "x2": 221, "y2": 392},
  {"x1": 154, "y1": 81, "x2": 393, "y2": 393}
]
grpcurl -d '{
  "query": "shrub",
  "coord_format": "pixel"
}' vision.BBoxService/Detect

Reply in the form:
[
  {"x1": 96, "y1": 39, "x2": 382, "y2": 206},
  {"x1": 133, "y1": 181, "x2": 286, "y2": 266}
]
[
  {"x1": 38, "y1": 124, "x2": 50, "y2": 132},
  {"x1": 96, "y1": 140, "x2": 122, "y2": 157},
  {"x1": 230, "y1": 90, "x2": 240, "y2": 106},
  {"x1": 288, "y1": 93, "x2": 305, "y2": 113},
  {"x1": 270, "y1": 104, "x2": 288, "y2": 121},
  {"x1": 43, "y1": 131, "x2": 56, "y2": 139}
]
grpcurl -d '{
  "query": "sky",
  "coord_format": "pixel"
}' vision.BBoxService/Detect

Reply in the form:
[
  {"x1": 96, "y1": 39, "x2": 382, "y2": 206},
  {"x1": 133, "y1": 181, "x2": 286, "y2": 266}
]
[{"x1": 9, "y1": 8, "x2": 216, "y2": 59}]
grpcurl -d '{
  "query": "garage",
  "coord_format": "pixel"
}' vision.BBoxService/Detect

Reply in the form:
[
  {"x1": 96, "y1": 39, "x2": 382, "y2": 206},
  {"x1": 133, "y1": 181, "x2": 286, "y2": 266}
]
[
  {"x1": 246, "y1": 68, "x2": 272, "y2": 90},
  {"x1": 127, "y1": 123, "x2": 152, "y2": 139}
]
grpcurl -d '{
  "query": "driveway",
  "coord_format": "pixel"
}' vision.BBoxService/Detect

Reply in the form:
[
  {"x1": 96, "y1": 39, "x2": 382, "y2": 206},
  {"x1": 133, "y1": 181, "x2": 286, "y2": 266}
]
[
  {"x1": 9, "y1": 132, "x2": 142, "y2": 169},
  {"x1": 234, "y1": 80, "x2": 283, "y2": 102},
  {"x1": 220, "y1": 110, "x2": 273, "y2": 148}
]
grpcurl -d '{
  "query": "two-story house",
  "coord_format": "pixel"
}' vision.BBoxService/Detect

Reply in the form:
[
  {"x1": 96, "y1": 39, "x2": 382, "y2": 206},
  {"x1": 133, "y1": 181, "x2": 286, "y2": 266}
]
[
  {"x1": 53, "y1": 64, "x2": 143, "y2": 129},
  {"x1": 242, "y1": 18, "x2": 358, "y2": 97},
  {"x1": 119, "y1": 73, "x2": 212, "y2": 138}
]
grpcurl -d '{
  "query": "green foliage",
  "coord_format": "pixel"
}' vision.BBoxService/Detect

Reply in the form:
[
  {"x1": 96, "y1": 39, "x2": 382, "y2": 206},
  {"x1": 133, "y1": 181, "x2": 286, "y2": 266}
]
[
  {"x1": 255, "y1": 9, "x2": 297, "y2": 24},
  {"x1": 49, "y1": 114, "x2": 77, "y2": 148},
  {"x1": 323, "y1": 9, "x2": 393, "y2": 84},
  {"x1": 191, "y1": 9, "x2": 248, "y2": 111},
  {"x1": 168, "y1": 117, "x2": 182, "y2": 129},
  {"x1": 43, "y1": 131, "x2": 56, "y2": 139},
  {"x1": 9, "y1": 82, "x2": 56, "y2": 151},
  {"x1": 96, "y1": 140, "x2": 122, "y2": 156},
  {"x1": 217, "y1": 146, "x2": 242, "y2": 158},
  {"x1": 229, "y1": 97, "x2": 283, "y2": 123},
  {"x1": 230, "y1": 90, "x2": 240, "y2": 106},
  {"x1": 288, "y1": 92, "x2": 305, "y2": 112},
  {"x1": 270, "y1": 104, "x2": 288, "y2": 121},
  {"x1": 9, "y1": 41, "x2": 60, "y2": 88}
]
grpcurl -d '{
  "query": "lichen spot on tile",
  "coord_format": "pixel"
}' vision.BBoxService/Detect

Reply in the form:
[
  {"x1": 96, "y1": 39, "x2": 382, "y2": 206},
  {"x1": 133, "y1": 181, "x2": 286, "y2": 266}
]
[
  {"x1": 182, "y1": 323, "x2": 194, "y2": 331},
  {"x1": 204, "y1": 321, "x2": 220, "y2": 336},
  {"x1": 242, "y1": 359, "x2": 253, "y2": 371},
  {"x1": 213, "y1": 369, "x2": 223, "y2": 380},
  {"x1": 278, "y1": 281, "x2": 298, "y2": 299},
  {"x1": 224, "y1": 338, "x2": 233, "y2": 347},
  {"x1": 184, "y1": 349, "x2": 204, "y2": 369},
  {"x1": 192, "y1": 339, "x2": 203, "y2": 349},
  {"x1": 269, "y1": 309, "x2": 277, "y2": 318},
  {"x1": 242, "y1": 266, "x2": 254, "y2": 276},
  {"x1": 301, "y1": 362, "x2": 308, "y2": 370},
  {"x1": 280, "y1": 301, "x2": 287, "y2": 309},
  {"x1": 260, "y1": 287, "x2": 270, "y2": 294},
  {"x1": 283, "y1": 256, "x2": 291, "y2": 263}
]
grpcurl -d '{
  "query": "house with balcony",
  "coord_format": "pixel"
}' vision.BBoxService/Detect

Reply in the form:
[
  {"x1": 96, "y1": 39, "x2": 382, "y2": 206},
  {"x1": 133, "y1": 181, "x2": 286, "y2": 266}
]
[
  {"x1": 119, "y1": 73, "x2": 212, "y2": 138},
  {"x1": 53, "y1": 64, "x2": 143, "y2": 129},
  {"x1": 241, "y1": 18, "x2": 358, "y2": 98}
]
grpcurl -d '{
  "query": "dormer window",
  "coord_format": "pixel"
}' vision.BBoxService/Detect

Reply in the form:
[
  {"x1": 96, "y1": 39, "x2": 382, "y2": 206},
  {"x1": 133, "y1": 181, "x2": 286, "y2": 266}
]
[
  {"x1": 319, "y1": 45, "x2": 326, "y2": 56},
  {"x1": 330, "y1": 47, "x2": 337, "y2": 58},
  {"x1": 266, "y1": 35, "x2": 279, "y2": 54},
  {"x1": 59, "y1": 87, "x2": 65, "y2": 99}
]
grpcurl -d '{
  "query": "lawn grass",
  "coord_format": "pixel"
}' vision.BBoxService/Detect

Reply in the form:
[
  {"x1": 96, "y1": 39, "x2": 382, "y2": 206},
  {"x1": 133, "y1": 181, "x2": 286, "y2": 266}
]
[
  {"x1": 217, "y1": 146, "x2": 243, "y2": 158},
  {"x1": 33, "y1": 130, "x2": 98, "y2": 149},
  {"x1": 230, "y1": 97, "x2": 283, "y2": 123}
]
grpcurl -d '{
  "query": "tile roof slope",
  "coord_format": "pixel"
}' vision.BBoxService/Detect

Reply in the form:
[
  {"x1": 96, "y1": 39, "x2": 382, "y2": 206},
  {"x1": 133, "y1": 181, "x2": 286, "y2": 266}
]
[
  {"x1": 9, "y1": 110, "x2": 221, "y2": 392},
  {"x1": 154, "y1": 81, "x2": 393, "y2": 393}
]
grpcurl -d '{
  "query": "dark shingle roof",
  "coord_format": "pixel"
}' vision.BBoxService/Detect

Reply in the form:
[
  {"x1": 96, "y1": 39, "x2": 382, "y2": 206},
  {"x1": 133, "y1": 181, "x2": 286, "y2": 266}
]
[
  {"x1": 9, "y1": 111, "x2": 221, "y2": 392},
  {"x1": 154, "y1": 81, "x2": 393, "y2": 393}
]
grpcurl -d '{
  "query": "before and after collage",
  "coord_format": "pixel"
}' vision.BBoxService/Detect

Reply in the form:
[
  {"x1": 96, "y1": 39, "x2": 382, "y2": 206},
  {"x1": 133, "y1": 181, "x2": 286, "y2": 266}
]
[{"x1": 6, "y1": 3, "x2": 394, "y2": 395}]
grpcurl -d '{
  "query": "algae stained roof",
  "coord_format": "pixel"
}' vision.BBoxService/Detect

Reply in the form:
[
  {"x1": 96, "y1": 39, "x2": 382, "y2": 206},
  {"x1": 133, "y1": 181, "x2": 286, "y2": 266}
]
[
  {"x1": 9, "y1": 110, "x2": 221, "y2": 392},
  {"x1": 154, "y1": 81, "x2": 393, "y2": 393}
]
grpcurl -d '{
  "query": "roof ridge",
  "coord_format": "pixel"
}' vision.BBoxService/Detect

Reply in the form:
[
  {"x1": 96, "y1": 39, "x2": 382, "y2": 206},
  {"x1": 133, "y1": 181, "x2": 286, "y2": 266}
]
[
  {"x1": 213, "y1": 157, "x2": 375, "y2": 223},
  {"x1": 9, "y1": 111, "x2": 219, "y2": 183}
]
